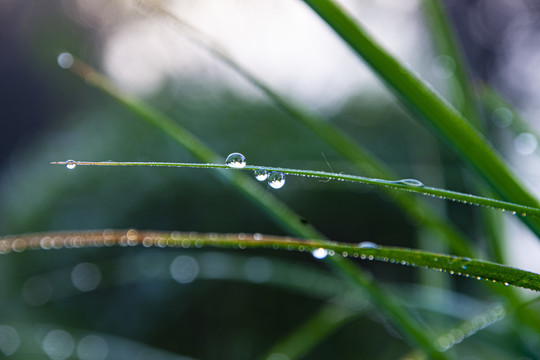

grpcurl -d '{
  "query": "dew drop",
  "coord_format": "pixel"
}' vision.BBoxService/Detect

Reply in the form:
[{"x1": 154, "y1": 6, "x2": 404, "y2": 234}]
[
  {"x1": 225, "y1": 153, "x2": 246, "y2": 168},
  {"x1": 312, "y1": 248, "x2": 328, "y2": 259},
  {"x1": 254, "y1": 169, "x2": 269, "y2": 181},
  {"x1": 66, "y1": 160, "x2": 77, "y2": 170},
  {"x1": 358, "y1": 241, "x2": 380, "y2": 249},
  {"x1": 396, "y1": 179, "x2": 424, "y2": 187},
  {"x1": 268, "y1": 171, "x2": 285, "y2": 189}
]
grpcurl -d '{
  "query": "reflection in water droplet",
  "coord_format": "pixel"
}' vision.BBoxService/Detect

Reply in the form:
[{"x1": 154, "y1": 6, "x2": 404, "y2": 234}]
[
  {"x1": 357, "y1": 242, "x2": 380, "y2": 249},
  {"x1": 225, "y1": 153, "x2": 246, "y2": 168},
  {"x1": 396, "y1": 179, "x2": 424, "y2": 187},
  {"x1": 57, "y1": 53, "x2": 74, "y2": 69},
  {"x1": 312, "y1": 248, "x2": 328, "y2": 259},
  {"x1": 514, "y1": 133, "x2": 537, "y2": 155},
  {"x1": 268, "y1": 171, "x2": 285, "y2": 189},
  {"x1": 71, "y1": 263, "x2": 101, "y2": 292},
  {"x1": 254, "y1": 169, "x2": 268, "y2": 181},
  {"x1": 170, "y1": 255, "x2": 199, "y2": 284},
  {"x1": 0, "y1": 325, "x2": 20, "y2": 356},
  {"x1": 77, "y1": 335, "x2": 108, "y2": 360},
  {"x1": 66, "y1": 160, "x2": 77, "y2": 170},
  {"x1": 42, "y1": 329, "x2": 75, "y2": 360}
]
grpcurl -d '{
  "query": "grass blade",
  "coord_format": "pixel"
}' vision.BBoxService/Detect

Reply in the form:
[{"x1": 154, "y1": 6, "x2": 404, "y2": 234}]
[
  {"x1": 57, "y1": 58, "x2": 449, "y2": 359},
  {"x1": 301, "y1": 0, "x2": 540, "y2": 237},
  {"x1": 51, "y1": 160, "x2": 540, "y2": 219},
  {"x1": 135, "y1": 2, "x2": 474, "y2": 257},
  {"x1": 3, "y1": 230, "x2": 540, "y2": 292}
]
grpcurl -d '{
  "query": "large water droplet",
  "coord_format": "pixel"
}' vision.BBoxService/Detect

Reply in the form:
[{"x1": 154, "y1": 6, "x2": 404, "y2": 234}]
[
  {"x1": 268, "y1": 171, "x2": 285, "y2": 189},
  {"x1": 254, "y1": 169, "x2": 268, "y2": 181},
  {"x1": 312, "y1": 248, "x2": 328, "y2": 259},
  {"x1": 66, "y1": 160, "x2": 77, "y2": 170},
  {"x1": 225, "y1": 153, "x2": 246, "y2": 168},
  {"x1": 396, "y1": 179, "x2": 424, "y2": 187}
]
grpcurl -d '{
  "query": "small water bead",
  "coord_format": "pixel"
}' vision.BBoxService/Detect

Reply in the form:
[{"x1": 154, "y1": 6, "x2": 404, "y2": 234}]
[
  {"x1": 225, "y1": 153, "x2": 246, "y2": 168},
  {"x1": 268, "y1": 171, "x2": 285, "y2": 189},
  {"x1": 66, "y1": 160, "x2": 77, "y2": 170},
  {"x1": 254, "y1": 169, "x2": 269, "y2": 181},
  {"x1": 312, "y1": 248, "x2": 328, "y2": 259},
  {"x1": 396, "y1": 179, "x2": 424, "y2": 187}
]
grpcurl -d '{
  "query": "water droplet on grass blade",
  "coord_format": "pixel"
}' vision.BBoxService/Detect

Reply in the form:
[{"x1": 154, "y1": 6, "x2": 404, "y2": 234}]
[
  {"x1": 312, "y1": 248, "x2": 328, "y2": 259},
  {"x1": 66, "y1": 160, "x2": 77, "y2": 170},
  {"x1": 268, "y1": 171, "x2": 285, "y2": 189},
  {"x1": 225, "y1": 153, "x2": 246, "y2": 168},
  {"x1": 396, "y1": 179, "x2": 424, "y2": 187},
  {"x1": 254, "y1": 169, "x2": 268, "y2": 181},
  {"x1": 358, "y1": 242, "x2": 380, "y2": 249}
]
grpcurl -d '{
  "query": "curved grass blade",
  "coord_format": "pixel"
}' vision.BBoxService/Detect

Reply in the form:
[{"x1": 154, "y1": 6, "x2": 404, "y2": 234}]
[
  {"x1": 2, "y1": 230, "x2": 539, "y2": 292},
  {"x1": 57, "y1": 58, "x2": 448, "y2": 359},
  {"x1": 132, "y1": 1, "x2": 474, "y2": 257},
  {"x1": 51, "y1": 160, "x2": 540, "y2": 219},
  {"x1": 301, "y1": 0, "x2": 540, "y2": 237},
  {"x1": 421, "y1": 0, "x2": 481, "y2": 127}
]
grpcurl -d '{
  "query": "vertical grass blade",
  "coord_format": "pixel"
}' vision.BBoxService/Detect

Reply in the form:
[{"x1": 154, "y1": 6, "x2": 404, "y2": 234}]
[{"x1": 301, "y1": 0, "x2": 540, "y2": 238}]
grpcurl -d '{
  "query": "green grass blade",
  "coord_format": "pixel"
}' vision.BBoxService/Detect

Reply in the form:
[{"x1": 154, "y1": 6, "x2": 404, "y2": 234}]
[
  {"x1": 421, "y1": 0, "x2": 481, "y2": 127},
  {"x1": 301, "y1": 0, "x2": 540, "y2": 237},
  {"x1": 3, "y1": 230, "x2": 540, "y2": 292},
  {"x1": 59, "y1": 58, "x2": 449, "y2": 359},
  {"x1": 51, "y1": 160, "x2": 540, "y2": 219},
  {"x1": 135, "y1": 3, "x2": 474, "y2": 257}
]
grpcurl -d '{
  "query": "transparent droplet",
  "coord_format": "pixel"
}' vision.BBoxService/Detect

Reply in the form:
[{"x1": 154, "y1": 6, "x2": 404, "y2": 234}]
[
  {"x1": 312, "y1": 248, "x2": 328, "y2": 259},
  {"x1": 225, "y1": 153, "x2": 246, "y2": 168},
  {"x1": 268, "y1": 171, "x2": 285, "y2": 189},
  {"x1": 254, "y1": 169, "x2": 268, "y2": 181},
  {"x1": 66, "y1": 160, "x2": 77, "y2": 170},
  {"x1": 396, "y1": 179, "x2": 424, "y2": 187},
  {"x1": 57, "y1": 52, "x2": 74, "y2": 69},
  {"x1": 357, "y1": 241, "x2": 380, "y2": 249}
]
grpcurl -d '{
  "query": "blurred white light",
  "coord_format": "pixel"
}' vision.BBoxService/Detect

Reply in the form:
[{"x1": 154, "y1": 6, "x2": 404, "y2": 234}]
[
  {"x1": 0, "y1": 325, "x2": 20, "y2": 356},
  {"x1": 312, "y1": 247, "x2": 328, "y2": 259},
  {"x1": 244, "y1": 257, "x2": 273, "y2": 283},
  {"x1": 71, "y1": 262, "x2": 102, "y2": 292},
  {"x1": 42, "y1": 330, "x2": 75, "y2": 360},
  {"x1": 514, "y1": 133, "x2": 537, "y2": 155},
  {"x1": 77, "y1": 335, "x2": 108, "y2": 360},
  {"x1": 170, "y1": 255, "x2": 199, "y2": 284},
  {"x1": 57, "y1": 52, "x2": 74, "y2": 69}
]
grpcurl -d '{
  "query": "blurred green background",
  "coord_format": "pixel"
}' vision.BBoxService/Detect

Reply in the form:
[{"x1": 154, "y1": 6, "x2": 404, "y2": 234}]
[{"x1": 1, "y1": 0, "x2": 540, "y2": 359}]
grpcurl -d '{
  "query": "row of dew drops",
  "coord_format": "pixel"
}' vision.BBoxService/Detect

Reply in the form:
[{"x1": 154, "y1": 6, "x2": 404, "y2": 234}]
[
  {"x1": 225, "y1": 152, "x2": 285, "y2": 189},
  {"x1": 65, "y1": 153, "x2": 286, "y2": 189}
]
